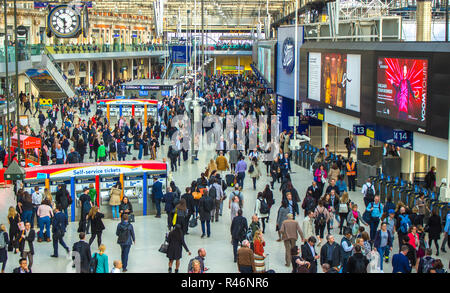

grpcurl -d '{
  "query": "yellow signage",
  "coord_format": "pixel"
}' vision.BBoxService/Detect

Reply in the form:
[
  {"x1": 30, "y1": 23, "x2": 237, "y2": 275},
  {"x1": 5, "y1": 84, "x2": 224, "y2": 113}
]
[
  {"x1": 366, "y1": 129, "x2": 375, "y2": 139},
  {"x1": 318, "y1": 113, "x2": 324, "y2": 121},
  {"x1": 39, "y1": 98, "x2": 53, "y2": 106}
]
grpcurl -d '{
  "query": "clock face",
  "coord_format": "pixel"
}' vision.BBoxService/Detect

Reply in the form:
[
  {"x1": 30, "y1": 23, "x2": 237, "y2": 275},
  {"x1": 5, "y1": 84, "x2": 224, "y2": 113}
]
[{"x1": 48, "y1": 5, "x2": 81, "y2": 38}]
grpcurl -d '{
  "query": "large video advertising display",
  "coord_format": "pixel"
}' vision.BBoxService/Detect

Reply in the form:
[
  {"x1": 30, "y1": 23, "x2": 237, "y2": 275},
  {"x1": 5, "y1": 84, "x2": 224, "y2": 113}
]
[
  {"x1": 308, "y1": 52, "x2": 361, "y2": 112},
  {"x1": 376, "y1": 57, "x2": 428, "y2": 127}
]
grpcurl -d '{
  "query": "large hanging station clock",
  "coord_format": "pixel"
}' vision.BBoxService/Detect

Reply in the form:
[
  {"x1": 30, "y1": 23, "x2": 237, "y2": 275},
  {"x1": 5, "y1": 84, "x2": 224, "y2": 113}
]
[{"x1": 47, "y1": 4, "x2": 82, "y2": 38}]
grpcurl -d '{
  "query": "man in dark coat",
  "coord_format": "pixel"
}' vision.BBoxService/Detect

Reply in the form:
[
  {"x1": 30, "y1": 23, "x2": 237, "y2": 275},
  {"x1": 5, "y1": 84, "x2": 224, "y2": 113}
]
[
  {"x1": 12, "y1": 258, "x2": 32, "y2": 273},
  {"x1": 199, "y1": 191, "x2": 212, "y2": 238},
  {"x1": 162, "y1": 186, "x2": 177, "y2": 229},
  {"x1": 51, "y1": 205, "x2": 70, "y2": 258},
  {"x1": 320, "y1": 234, "x2": 341, "y2": 269},
  {"x1": 151, "y1": 177, "x2": 164, "y2": 218},
  {"x1": 230, "y1": 209, "x2": 248, "y2": 263},
  {"x1": 72, "y1": 232, "x2": 92, "y2": 273}
]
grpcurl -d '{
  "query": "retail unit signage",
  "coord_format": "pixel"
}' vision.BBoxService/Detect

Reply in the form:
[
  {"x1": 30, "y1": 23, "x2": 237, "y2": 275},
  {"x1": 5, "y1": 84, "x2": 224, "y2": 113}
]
[{"x1": 123, "y1": 85, "x2": 173, "y2": 90}]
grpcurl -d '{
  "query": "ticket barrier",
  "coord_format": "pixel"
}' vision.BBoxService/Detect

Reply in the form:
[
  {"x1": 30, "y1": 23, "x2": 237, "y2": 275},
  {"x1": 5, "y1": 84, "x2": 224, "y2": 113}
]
[
  {"x1": 306, "y1": 147, "x2": 318, "y2": 170},
  {"x1": 24, "y1": 171, "x2": 167, "y2": 222},
  {"x1": 299, "y1": 144, "x2": 309, "y2": 168}
]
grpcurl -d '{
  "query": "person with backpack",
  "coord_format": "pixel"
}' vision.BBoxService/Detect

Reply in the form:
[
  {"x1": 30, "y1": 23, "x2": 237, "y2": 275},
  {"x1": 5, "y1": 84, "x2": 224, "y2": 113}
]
[
  {"x1": 117, "y1": 139, "x2": 128, "y2": 161},
  {"x1": 116, "y1": 214, "x2": 135, "y2": 273},
  {"x1": 314, "y1": 200, "x2": 330, "y2": 245},
  {"x1": 365, "y1": 195, "x2": 384, "y2": 241},
  {"x1": 373, "y1": 222, "x2": 393, "y2": 272},
  {"x1": 417, "y1": 248, "x2": 434, "y2": 273},
  {"x1": 254, "y1": 192, "x2": 269, "y2": 233},
  {"x1": 109, "y1": 138, "x2": 118, "y2": 161},
  {"x1": 79, "y1": 187, "x2": 92, "y2": 233},
  {"x1": 248, "y1": 157, "x2": 261, "y2": 190},
  {"x1": 199, "y1": 189, "x2": 212, "y2": 238},
  {"x1": 0, "y1": 224, "x2": 9, "y2": 273},
  {"x1": 396, "y1": 206, "x2": 412, "y2": 250},
  {"x1": 230, "y1": 209, "x2": 248, "y2": 263},
  {"x1": 91, "y1": 244, "x2": 109, "y2": 273},
  {"x1": 345, "y1": 244, "x2": 369, "y2": 273},
  {"x1": 209, "y1": 178, "x2": 224, "y2": 223},
  {"x1": 55, "y1": 184, "x2": 70, "y2": 215},
  {"x1": 361, "y1": 178, "x2": 376, "y2": 208},
  {"x1": 228, "y1": 185, "x2": 244, "y2": 210}
]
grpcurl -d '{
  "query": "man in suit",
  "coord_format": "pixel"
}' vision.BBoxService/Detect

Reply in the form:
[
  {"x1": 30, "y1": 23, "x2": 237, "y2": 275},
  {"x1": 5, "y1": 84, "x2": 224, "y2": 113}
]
[
  {"x1": 307, "y1": 181, "x2": 321, "y2": 203},
  {"x1": 301, "y1": 236, "x2": 320, "y2": 273},
  {"x1": 72, "y1": 232, "x2": 92, "y2": 273},
  {"x1": 18, "y1": 222, "x2": 35, "y2": 269},
  {"x1": 280, "y1": 153, "x2": 291, "y2": 179},
  {"x1": 151, "y1": 176, "x2": 164, "y2": 218},
  {"x1": 230, "y1": 209, "x2": 248, "y2": 263},
  {"x1": 51, "y1": 205, "x2": 70, "y2": 258},
  {"x1": 162, "y1": 186, "x2": 177, "y2": 229},
  {"x1": 280, "y1": 213, "x2": 305, "y2": 267},
  {"x1": 12, "y1": 258, "x2": 32, "y2": 273}
]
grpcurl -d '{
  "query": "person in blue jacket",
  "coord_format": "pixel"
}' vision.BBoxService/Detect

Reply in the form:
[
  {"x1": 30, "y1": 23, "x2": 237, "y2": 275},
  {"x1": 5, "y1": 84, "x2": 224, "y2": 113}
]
[
  {"x1": 366, "y1": 195, "x2": 384, "y2": 241},
  {"x1": 392, "y1": 245, "x2": 412, "y2": 273},
  {"x1": 441, "y1": 212, "x2": 450, "y2": 253},
  {"x1": 151, "y1": 176, "x2": 164, "y2": 218}
]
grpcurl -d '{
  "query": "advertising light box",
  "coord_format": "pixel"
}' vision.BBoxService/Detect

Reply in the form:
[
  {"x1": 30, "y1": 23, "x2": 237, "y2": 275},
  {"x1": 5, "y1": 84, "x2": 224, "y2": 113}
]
[
  {"x1": 376, "y1": 57, "x2": 428, "y2": 128},
  {"x1": 307, "y1": 52, "x2": 361, "y2": 112}
]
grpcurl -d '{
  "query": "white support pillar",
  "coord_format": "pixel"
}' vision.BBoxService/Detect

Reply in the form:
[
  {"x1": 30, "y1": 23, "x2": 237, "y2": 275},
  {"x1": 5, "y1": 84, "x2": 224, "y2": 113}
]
[
  {"x1": 87, "y1": 61, "x2": 91, "y2": 89},
  {"x1": 214, "y1": 57, "x2": 216, "y2": 75},
  {"x1": 410, "y1": 150, "x2": 415, "y2": 183},
  {"x1": 322, "y1": 122, "x2": 328, "y2": 148},
  {"x1": 111, "y1": 60, "x2": 114, "y2": 83},
  {"x1": 131, "y1": 59, "x2": 134, "y2": 80}
]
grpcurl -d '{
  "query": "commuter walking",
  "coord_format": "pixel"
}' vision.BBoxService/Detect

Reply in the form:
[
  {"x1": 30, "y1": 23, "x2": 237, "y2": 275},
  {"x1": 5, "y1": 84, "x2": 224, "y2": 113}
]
[
  {"x1": 116, "y1": 214, "x2": 135, "y2": 272},
  {"x1": 72, "y1": 232, "x2": 92, "y2": 273},
  {"x1": 18, "y1": 222, "x2": 35, "y2": 269},
  {"x1": 167, "y1": 224, "x2": 191, "y2": 273},
  {"x1": 280, "y1": 214, "x2": 305, "y2": 267},
  {"x1": 51, "y1": 205, "x2": 70, "y2": 258},
  {"x1": 109, "y1": 183, "x2": 122, "y2": 221},
  {"x1": 88, "y1": 206, "x2": 105, "y2": 247},
  {"x1": 92, "y1": 244, "x2": 109, "y2": 273},
  {"x1": 0, "y1": 224, "x2": 9, "y2": 273}
]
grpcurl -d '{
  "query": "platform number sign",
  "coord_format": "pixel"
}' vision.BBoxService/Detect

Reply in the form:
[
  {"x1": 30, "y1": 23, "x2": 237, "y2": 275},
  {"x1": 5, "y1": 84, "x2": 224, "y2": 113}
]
[
  {"x1": 353, "y1": 125, "x2": 366, "y2": 136},
  {"x1": 393, "y1": 129, "x2": 408, "y2": 142}
]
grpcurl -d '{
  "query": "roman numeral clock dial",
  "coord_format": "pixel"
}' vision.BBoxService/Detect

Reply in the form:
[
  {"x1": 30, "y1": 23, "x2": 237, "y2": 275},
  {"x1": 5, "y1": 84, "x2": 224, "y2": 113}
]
[{"x1": 48, "y1": 5, "x2": 81, "y2": 38}]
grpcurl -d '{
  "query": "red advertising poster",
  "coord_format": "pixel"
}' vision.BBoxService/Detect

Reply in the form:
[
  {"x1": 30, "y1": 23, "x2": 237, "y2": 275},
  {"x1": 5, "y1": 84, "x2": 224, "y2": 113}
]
[{"x1": 376, "y1": 57, "x2": 428, "y2": 127}]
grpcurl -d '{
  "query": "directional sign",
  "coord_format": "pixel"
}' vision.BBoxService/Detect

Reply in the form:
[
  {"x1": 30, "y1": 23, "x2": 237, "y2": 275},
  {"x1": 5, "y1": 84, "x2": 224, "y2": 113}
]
[
  {"x1": 353, "y1": 125, "x2": 367, "y2": 136},
  {"x1": 305, "y1": 109, "x2": 324, "y2": 121}
]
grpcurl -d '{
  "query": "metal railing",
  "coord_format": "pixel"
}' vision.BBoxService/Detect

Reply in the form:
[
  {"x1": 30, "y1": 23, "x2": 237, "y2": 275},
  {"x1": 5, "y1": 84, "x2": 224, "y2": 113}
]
[
  {"x1": 45, "y1": 43, "x2": 165, "y2": 55},
  {"x1": 0, "y1": 44, "x2": 44, "y2": 63}
]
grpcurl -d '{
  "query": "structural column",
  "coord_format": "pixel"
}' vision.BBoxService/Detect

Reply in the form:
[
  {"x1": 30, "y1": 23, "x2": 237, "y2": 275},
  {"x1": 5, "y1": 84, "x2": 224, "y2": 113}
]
[
  {"x1": 416, "y1": 0, "x2": 432, "y2": 41},
  {"x1": 111, "y1": 60, "x2": 114, "y2": 83},
  {"x1": 149, "y1": 57, "x2": 152, "y2": 78},
  {"x1": 214, "y1": 57, "x2": 216, "y2": 75},
  {"x1": 131, "y1": 58, "x2": 134, "y2": 80},
  {"x1": 322, "y1": 122, "x2": 328, "y2": 148},
  {"x1": 87, "y1": 60, "x2": 91, "y2": 89}
]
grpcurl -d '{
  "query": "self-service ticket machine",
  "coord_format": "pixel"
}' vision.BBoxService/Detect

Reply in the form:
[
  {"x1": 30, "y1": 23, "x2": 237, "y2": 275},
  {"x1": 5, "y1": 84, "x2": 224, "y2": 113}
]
[{"x1": 23, "y1": 161, "x2": 168, "y2": 222}]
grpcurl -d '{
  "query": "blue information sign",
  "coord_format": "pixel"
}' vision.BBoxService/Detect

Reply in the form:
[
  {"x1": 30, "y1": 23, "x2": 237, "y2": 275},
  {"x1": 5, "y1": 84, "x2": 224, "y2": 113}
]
[{"x1": 139, "y1": 91, "x2": 148, "y2": 96}]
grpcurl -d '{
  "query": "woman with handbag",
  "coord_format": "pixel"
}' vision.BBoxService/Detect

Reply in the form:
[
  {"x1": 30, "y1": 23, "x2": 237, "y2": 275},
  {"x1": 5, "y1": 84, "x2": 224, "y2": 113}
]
[
  {"x1": 291, "y1": 246, "x2": 310, "y2": 273},
  {"x1": 109, "y1": 182, "x2": 122, "y2": 220},
  {"x1": 314, "y1": 165, "x2": 327, "y2": 196},
  {"x1": 119, "y1": 197, "x2": 134, "y2": 221},
  {"x1": 7, "y1": 206, "x2": 20, "y2": 254},
  {"x1": 87, "y1": 206, "x2": 105, "y2": 248},
  {"x1": 174, "y1": 199, "x2": 188, "y2": 235},
  {"x1": 166, "y1": 224, "x2": 191, "y2": 273}
]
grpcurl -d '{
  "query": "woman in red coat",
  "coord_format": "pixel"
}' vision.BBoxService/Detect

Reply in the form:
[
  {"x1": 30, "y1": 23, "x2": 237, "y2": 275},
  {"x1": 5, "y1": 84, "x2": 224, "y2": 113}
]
[{"x1": 253, "y1": 230, "x2": 266, "y2": 273}]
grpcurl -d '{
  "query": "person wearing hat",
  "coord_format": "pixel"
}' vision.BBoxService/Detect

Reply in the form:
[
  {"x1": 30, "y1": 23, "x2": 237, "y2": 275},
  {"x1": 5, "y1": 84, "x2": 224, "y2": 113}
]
[
  {"x1": 279, "y1": 213, "x2": 305, "y2": 267},
  {"x1": 151, "y1": 176, "x2": 164, "y2": 218}
]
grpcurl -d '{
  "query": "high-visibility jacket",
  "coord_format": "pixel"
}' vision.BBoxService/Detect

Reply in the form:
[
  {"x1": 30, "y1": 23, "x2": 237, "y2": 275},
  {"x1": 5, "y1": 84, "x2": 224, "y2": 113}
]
[{"x1": 346, "y1": 162, "x2": 356, "y2": 176}]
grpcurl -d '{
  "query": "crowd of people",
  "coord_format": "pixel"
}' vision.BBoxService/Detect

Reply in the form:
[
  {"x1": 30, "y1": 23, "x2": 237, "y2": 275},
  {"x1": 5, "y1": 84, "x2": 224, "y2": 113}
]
[{"x1": 0, "y1": 72, "x2": 448, "y2": 274}]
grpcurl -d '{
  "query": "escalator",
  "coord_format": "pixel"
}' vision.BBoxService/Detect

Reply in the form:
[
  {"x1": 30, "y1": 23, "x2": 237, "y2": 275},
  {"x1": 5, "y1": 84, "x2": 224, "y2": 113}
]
[{"x1": 25, "y1": 49, "x2": 75, "y2": 99}]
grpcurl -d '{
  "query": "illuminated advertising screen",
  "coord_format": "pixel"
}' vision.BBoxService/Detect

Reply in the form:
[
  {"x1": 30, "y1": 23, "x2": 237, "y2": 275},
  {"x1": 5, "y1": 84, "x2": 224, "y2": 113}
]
[
  {"x1": 376, "y1": 57, "x2": 428, "y2": 127},
  {"x1": 308, "y1": 52, "x2": 361, "y2": 112}
]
